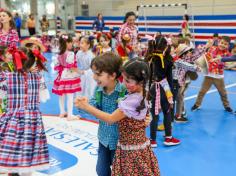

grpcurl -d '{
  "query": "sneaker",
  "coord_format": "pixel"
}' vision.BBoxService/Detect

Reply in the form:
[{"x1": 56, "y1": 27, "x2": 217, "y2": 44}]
[
  {"x1": 157, "y1": 124, "x2": 165, "y2": 131},
  {"x1": 164, "y1": 137, "x2": 180, "y2": 146},
  {"x1": 181, "y1": 111, "x2": 187, "y2": 118},
  {"x1": 225, "y1": 107, "x2": 233, "y2": 113},
  {"x1": 191, "y1": 104, "x2": 200, "y2": 111},
  {"x1": 175, "y1": 116, "x2": 188, "y2": 123},
  {"x1": 150, "y1": 140, "x2": 157, "y2": 148}
]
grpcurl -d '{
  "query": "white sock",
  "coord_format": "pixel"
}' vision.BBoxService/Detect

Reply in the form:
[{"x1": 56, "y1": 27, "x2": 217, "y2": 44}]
[{"x1": 59, "y1": 94, "x2": 66, "y2": 114}]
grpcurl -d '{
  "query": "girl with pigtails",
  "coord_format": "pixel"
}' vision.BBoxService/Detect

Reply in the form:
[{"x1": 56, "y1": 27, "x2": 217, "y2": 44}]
[
  {"x1": 146, "y1": 36, "x2": 180, "y2": 147},
  {"x1": 52, "y1": 34, "x2": 81, "y2": 120}
]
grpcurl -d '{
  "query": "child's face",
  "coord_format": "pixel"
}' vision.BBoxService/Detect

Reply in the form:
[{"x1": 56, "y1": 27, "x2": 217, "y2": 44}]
[
  {"x1": 31, "y1": 44, "x2": 40, "y2": 51},
  {"x1": 80, "y1": 38, "x2": 90, "y2": 51},
  {"x1": 122, "y1": 73, "x2": 142, "y2": 93},
  {"x1": 67, "y1": 41, "x2": 73, "y2": 50},
  {"x1": 99, "y1": 37, "x2": 110, "y2": 48},
  {"x1": 92, "y1": 65, "x2": 116, "y2": 87},
  {"x1": 2, "y1": 51, "x2": 12, "y2": 62},
  {"x1": 218, "y1": 39, "x2": 229, "y2": 51}
]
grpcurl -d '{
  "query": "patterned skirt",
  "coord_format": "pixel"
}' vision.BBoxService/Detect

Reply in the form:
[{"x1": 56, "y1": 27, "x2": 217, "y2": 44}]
[
  {"x1": 52, "y1": 71, "x2": 81, "y2": 95},
  {"x1": 112, "y1": 142, "x2": 160, "y2": 176},
  {"x1": 0, "y1": 109, "x2": 49, "y2": 173}
]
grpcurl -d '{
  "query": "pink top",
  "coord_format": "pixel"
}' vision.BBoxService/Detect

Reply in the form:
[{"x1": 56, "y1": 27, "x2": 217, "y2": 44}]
[
  {"x1": 54, "y1": 51, "x2": 77, "y2": 73},
  {"x1": 0, "y1": 29, "x2": 19, "y2": 49}
]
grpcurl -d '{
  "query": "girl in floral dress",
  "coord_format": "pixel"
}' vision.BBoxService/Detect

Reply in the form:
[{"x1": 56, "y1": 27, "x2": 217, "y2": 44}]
[
  {"x1": 52, "y1": 34, "x2": 81, "y2": 120},
  {"x1": 0, "y1": 49, "x2": 49, "y2": 176},
  {"x1": 75, "y1": 58, "x2": 160, "y2": 176}
]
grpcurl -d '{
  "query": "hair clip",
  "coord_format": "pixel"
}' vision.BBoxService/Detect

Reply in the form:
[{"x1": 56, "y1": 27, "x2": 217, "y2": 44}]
[{"x1": 61, "y1": 35, "x2": 68, "y2": 40}]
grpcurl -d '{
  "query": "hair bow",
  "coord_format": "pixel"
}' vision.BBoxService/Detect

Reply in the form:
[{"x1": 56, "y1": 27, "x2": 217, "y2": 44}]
[
  {"x1": 32, "y1": 49, "x2": 47, "y2": 63},
  {"x1": 151, "y1": 53, "x2": 164, "y2": 68},
  {"x1": 8, "y1": 47, "x2": 27, "y2": 71}
]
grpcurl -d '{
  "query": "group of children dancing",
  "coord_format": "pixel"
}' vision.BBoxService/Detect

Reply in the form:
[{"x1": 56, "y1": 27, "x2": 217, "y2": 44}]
[{"x1": 1, "y1": 10, "x2": 236, "y2": 176}]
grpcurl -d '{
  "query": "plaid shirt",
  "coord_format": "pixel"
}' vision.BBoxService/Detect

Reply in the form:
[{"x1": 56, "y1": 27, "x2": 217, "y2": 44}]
[
  {"x1": 89, "y1": 82, "x2": 125, "y2": 150},
  {"x1": 117, "y1": 22, "x2": 138, "y2": 47},
  {"x1": 173, "y1": 47, "x2": 206, "y2": 86},
  {"x1": 0, "y1": 29, "x2": 19, "y2": 49},
  {"x1": 207, "y1": 46, "x2": 231, "y2": 76}
]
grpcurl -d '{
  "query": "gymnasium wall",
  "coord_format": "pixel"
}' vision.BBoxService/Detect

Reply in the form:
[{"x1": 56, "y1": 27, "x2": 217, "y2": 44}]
[{"x1": 74, "y1": 14, "x2": 236, "y2": 44}]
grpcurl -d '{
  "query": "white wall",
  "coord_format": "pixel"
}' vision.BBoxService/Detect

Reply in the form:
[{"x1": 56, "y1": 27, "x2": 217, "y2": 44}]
[{"x1": 70, "y1": 0, "x2": 236, "y2": 16}]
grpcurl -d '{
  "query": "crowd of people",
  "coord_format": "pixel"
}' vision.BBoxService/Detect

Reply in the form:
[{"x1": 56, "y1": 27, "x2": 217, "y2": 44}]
[{"x1": 0, "y1": 7, "x2": 236, "y2": 176}]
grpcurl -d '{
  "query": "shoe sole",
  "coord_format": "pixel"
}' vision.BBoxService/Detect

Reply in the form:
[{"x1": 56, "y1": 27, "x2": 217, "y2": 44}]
[
  {"x1": 151, "y1": 144, "x2": 157, "y2": 148},
  {"x1": 174, "y1": 120, "x2": 188, "y2": 123},
  {"x1": 164, "y1": 142, "x2": 181, "y2": 146},
  {"x1": 191, "y1": 107, "x2": 200, "y2": 112}
]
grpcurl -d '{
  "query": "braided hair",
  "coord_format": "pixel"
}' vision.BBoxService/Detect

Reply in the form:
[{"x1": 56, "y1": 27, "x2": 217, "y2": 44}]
[
  {"x1": 145, "y1": 36, "x2": 172, "y2": 89},
  {"x1": 122, "y1": 58, "x2": 150, "y2": 113}
]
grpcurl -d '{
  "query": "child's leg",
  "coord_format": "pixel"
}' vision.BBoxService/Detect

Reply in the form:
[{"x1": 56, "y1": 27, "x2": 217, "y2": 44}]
[
  {"x1": 213, "y1": 78, "x2": 230, "y2": 108},
  {"x1": 150, "y1": 102, "x2": 160, "y2": 141},
  {"x1": 59, "y1": 94, "x2": 66, "y2": 117},
  {"x1": 19, "y1": 173, "x2": 32, "y2": 176},
  {"x1": 67, "y1": 93, "x2": 79, "y2": 120},
  {"x1": 195, "y1": 76, "x2": 213, "y2": 106},
  {"x1": 96, "y1": 142, "x2": 113, "y2": 176}
]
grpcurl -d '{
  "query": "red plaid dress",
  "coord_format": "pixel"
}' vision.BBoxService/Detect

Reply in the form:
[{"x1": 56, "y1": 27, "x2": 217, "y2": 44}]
[{"x1": 0, "y1": 72, "x2": 49, "y2": 173}]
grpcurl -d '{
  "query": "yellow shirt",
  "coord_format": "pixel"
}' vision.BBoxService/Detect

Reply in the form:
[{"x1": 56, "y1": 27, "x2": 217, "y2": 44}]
[{"x1": 27, "y1": 18, "x2": 35, "y2": 28}]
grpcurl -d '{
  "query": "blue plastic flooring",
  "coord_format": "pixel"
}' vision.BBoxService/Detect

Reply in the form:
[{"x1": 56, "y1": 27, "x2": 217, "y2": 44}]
[{"x1": 41, "y1": 52, "x2": 236, "y2": 176}]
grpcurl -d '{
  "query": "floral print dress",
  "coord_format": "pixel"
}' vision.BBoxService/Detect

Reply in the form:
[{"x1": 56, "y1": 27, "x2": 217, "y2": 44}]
[{"x1": 112, "y1": 93, "x2": 160, "y2": 176}]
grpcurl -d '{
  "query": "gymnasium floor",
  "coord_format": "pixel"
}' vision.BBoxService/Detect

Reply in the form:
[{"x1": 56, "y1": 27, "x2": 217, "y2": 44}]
[{"x1": 37, "y1": 52, "x2": 236, "y2": 176}]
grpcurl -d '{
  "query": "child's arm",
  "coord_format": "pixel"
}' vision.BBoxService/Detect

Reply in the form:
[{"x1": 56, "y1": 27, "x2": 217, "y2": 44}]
[{"x1": 75, "y1": 97, "x2": 126, "y2": 124}]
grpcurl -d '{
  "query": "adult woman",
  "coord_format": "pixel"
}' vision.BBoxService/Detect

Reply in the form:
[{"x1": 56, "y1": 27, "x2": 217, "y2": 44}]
[
  {"x1": 27, "y1": 14, "x2": 36, "y2": 36},
  {"x1": 117, "y1": 11, "x2": 138, "y2": 48},
  {"x1": 92, "y1": 13, "x2": 105, "y2": 32},
  {"x1": 0, "y1": 9, "x2": 19, "y2": 49}
]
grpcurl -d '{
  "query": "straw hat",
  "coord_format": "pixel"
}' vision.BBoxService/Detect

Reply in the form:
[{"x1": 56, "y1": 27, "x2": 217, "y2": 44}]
[
  {"x1": 21, "y1": 37, "x2": 46, "y2": 52},
  {"x1": 176, "y1": 43, "x2": 193, "y2": 57}
]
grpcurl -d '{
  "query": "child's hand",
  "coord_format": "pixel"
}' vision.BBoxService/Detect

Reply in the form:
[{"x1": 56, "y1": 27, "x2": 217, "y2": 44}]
[
  {"x1": 144, "y1": 114, "x2": 152, "y2": 127},
  {"x1": 206, "y1": 39, "x2": 213, "y2": 48},
  {"x1": 74, "y1": 97, "x2": 89, "y2": 110},
  {"x1": 30, "y1": 66, "x2": 39, "y2": 73}
]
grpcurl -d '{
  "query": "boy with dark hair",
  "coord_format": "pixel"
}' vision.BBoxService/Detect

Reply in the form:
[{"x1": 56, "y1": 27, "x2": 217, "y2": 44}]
[
  {"x1": 78, "y1": 52, "x2": 125, "y2": 176},
  {"x1": 191, "y1": 36, "x2": 233, "y2": 112}
]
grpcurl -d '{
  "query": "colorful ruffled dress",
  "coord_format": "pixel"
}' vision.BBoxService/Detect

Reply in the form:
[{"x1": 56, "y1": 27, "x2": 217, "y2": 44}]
[
  {"x1": 112, "y1": 93, "x2": 160, "y2": 176},
  {"x1": 52, "y1": 51, "x2": 81, "y2": 95}
]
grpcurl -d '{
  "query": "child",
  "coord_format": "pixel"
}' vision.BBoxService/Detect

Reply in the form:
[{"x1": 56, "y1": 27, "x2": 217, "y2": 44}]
[
  {"x1": 191, "y1": 36, "x2": 233, "y2": 112},
  {"x1": 96, "y1": 34, "x2": 112, "y2": 55},
  {"x1": 76, "y1": 36, "x2": 96, "y2": 98},
  {"x1": 173, "y1": 42, "x2": 210, "y2": 122},
  {"x1": 0, "y1": 49, "x2": 49, "y2": 176},
  {"x1": 146, "y1": 36, "x2": 180, "y2": 147},
  {"x1": 52, "y1": 34, "x2": 81, "y2": 120},
  {"x1": 116, "y1": 33, "x2": 134, "y2": 63},
  {"x1": 77, "y1": 52, "x2": 125, "y2": 176},
  {"x1": 21, "y1": 37, "x2": 50, "y2": 103},
  {"x1": 75, "y1": 58, "x2": 160, "y2": 176},
  {"x1": 0, "y1": 46, "x2": 15, "y2": 114}
]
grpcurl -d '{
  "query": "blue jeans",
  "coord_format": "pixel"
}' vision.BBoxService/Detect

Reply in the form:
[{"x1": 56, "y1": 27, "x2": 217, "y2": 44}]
[{"x1": 96, "y1": 142, "x2": 116, "y2": 176}]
